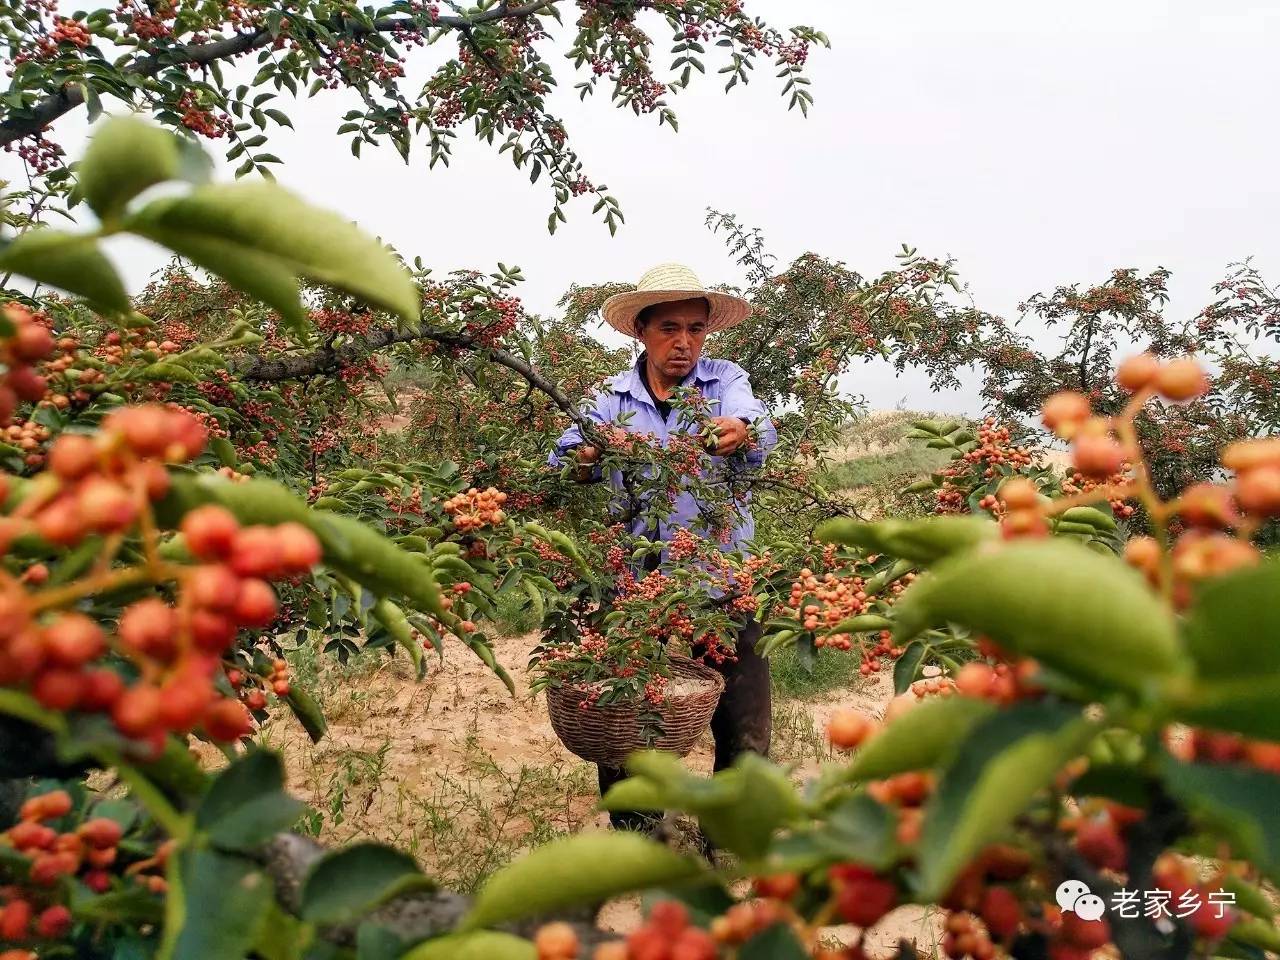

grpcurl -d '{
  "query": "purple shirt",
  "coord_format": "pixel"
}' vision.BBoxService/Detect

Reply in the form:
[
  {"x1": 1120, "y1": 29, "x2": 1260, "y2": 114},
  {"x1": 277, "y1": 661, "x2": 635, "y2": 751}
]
[{"x1": 550, "y1": 356, "x2": 778, "y2": 554}]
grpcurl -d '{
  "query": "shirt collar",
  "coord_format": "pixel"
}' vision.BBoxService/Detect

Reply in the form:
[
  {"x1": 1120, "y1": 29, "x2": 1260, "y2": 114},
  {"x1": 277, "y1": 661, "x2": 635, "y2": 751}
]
[{"x1": 612, "y1": 354, "x2": 721, "y2": 399}]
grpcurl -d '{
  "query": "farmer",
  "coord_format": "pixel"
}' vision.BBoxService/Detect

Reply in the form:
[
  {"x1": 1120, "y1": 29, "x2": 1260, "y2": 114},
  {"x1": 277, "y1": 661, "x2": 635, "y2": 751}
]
[{"x1": 550, "y1": 263, "x2": 778, "y2": 833}]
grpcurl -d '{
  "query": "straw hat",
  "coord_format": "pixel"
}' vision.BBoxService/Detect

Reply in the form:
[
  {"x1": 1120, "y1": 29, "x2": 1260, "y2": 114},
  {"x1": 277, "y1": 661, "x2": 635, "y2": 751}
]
[{"x1": 600, "y1": 263, "x2": 752, "y2": 338}]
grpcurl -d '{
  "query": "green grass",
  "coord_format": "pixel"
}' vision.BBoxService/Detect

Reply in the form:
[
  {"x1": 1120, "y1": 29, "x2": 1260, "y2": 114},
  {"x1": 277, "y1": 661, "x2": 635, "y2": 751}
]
[
  {"x1": 770, "y1": 644, "x2": 866, "y2": 700},
  {"x1": 819, "y1": 444, "x2": 951, "y2": 490},
  {"x1": 491, "y1": 588, "x2": 541, "y2": 635}
]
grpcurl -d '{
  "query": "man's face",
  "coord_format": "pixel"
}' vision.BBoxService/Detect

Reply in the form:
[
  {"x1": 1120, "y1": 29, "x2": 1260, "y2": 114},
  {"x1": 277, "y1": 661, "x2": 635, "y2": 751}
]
[{"x1": 637, "y1": 299, "x2": 709, "y2": 382}]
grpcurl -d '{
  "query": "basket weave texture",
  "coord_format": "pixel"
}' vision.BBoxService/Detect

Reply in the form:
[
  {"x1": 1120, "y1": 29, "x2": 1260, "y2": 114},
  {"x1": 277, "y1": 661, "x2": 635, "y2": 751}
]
[{"x1": 546, "y1": 655, "x2": 725, "y2": 766}]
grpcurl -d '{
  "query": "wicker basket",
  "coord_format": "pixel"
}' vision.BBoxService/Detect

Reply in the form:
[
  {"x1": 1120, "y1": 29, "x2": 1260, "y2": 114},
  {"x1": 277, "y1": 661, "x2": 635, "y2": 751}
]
[{"x1": 546, "y1": 655, "x2": 725, "y2": 766}]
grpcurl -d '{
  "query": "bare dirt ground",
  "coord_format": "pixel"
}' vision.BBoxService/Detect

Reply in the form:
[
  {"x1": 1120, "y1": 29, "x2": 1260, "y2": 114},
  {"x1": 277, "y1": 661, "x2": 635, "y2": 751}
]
[{"x1": 246, "y1": 628, "x2": 939, "y2": 956}]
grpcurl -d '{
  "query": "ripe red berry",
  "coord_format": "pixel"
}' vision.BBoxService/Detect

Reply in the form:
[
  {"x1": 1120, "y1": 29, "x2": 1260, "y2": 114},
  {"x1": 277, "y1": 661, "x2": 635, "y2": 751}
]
[
  {"x1": 1059, "y1": 912, "x2": 1111, "y2": 950},
  {"x1": 190, "y1": 608, "x2": 237, "y2": 653},
  {"x1": 979, "y1": 885, "x2": 1022, "y2": 941},
  {"x1": 954, "y1": 662, "x2": 995, "y2": 699},
  {"x1": 77, "y1": 477, "x2": 138, "y2": 533},
  {"x1": 35, "y1": 496, "x2": 86, "y2": 546},
  {"x1": 84, "y1": 869, "x2": 111, "y2": 893},
  {"x1": 43, "y1": 613, "x2": 106, "y2": 668},
  {"x1": 80, "y1": 668, "x2": 125, "y2": 711},
  {"x1": 8, "y1": 821, "x2": 56, "y2": 850},
  {"x1": 35, "y1": 904, "x2": 72, "y2": 939},
  {"x1": 11, "y1": 322, "x2": 54, "y2": 362},
  {"x1": 47, "y1": 433, "x2": 98, "y2": 480},
  {"x1": 1176, "y1": 483, "x2": 1237, "y2": 529},
  {"x1": 29, "y1": 850, "x2": 78, "y2": 885},
  {"x1": 1072, "y1": 434, "x2": 1126, "y2": 479},
  {"x1": 108, "y1": 404, "x2": 172, "y2": 457},
  {"x1": 118, "y1": 599, "x2": 178, "y2": 660},
  {"x1": 33, "y1": 668, "x2": 86, "y2": 710},
  {"x1": 753, "y1": 872, "x2": 801, "y2": 901},
  {"x1": 835, "y1": 872, "x2": 898, "y2": 928},
  {"x1": 78, "y1": 817, "x2": 123, "y2": 850},
  {"x1": 8, "y1": 366, "x2": 47, "y2": 402},
  {"x1": 1115, "y1": 353, "x2": 1161, "y2": 392},
  {"x1": 180, "y1": 505, "x2": 240, "y2": 560},
  {"x1": 158, "y1": 674, "x2": 214, "y2": 732},
  {"x1": 232, "y1": 578, "x2": 277, "y2": 628},
  {"x1": 0, "y1": 899, "x2": 32, "y2": 940},
  {"x1": 112, "y1": 683, "x2": 163, "y2": 737},
  {"x1": 187, "y1": 564, "x2": 240, "y2": 610},
  {"x1": 1075, "y1": 819, "x2": 1127, "y2": 872},
  {"x1": 0, "y1": 629, "x2": 43, "y2": 685},
  {"x1": 244, "y1": 688, "x2": 268, "y2": 712},
  {"x1": 671, "y1": 926, "x2": 718, "y2": 960},
  {"x1": 828, "y1": 708, "x2": 874, "y2": 749},
  {"x1": 647, "y1": 900, "x2": 690, "y2": 936},
  {"x1": 627, "y1": 927, "x2": 671, "y2": 960},
  {"x1": 203, "y1": 697, "x2": 252, "y2": 742},
  {"x1": 1154, "y1": 357, "x2": 1209, "y2": 402},
  {"x1": 1042, "y1": 391, "x2": 1091, "y2": 438},
  {"x1": 277, "y1": 522, "x2": 322, "y2": 573},
  {"x1": 227, "y1": 526, "x2": 284, "y2": 579},
  {"x1": 1188, "y1": 893, "x2": 1235, "y2": 941},
  {"x1": 533, "y1": 921, "x2": 578, "y2": 959},
  {"x1": 1236, "y1": 466, "x2": 1280, "y2": 518}
]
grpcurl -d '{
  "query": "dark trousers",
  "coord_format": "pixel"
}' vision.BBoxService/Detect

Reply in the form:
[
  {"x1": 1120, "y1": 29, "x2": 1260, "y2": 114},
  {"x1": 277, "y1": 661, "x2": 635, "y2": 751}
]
[{"x1": 598, "y1": 618, "x2": 771, "y2": 831}]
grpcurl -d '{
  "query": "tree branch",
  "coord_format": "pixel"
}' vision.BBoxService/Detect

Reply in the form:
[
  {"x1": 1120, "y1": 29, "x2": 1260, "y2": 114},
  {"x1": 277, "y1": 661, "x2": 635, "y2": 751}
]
[
  {"x1": 0, "y1": 1, "x2": 559, "y2": 146},
  {"x1": 230, "y1": 321, "x2": 595, "y2": 437}
]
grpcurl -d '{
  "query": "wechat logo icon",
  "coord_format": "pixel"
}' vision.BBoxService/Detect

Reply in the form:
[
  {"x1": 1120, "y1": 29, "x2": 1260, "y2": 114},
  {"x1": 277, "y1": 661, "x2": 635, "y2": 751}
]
[{"x1": 1057, "y1": 880, "x2": 1106, "y2": 922}]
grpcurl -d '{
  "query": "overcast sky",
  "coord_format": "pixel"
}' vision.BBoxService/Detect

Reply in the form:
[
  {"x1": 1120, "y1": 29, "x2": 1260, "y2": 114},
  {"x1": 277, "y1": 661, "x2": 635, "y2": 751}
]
[{"x1": 7, "y1": 0, "x2": 1279, "y2": 413}]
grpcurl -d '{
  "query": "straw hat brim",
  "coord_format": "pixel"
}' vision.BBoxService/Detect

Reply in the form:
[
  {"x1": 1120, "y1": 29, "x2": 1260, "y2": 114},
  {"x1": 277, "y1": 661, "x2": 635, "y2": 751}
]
[{"x1": 600, "y1": 288, "x2": 752, "y2": 339}]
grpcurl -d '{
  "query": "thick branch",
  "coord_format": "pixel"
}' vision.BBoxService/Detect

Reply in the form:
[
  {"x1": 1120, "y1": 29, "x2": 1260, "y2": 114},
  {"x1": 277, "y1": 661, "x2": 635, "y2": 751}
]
[
  {"x1": 0, "y1": 1, "x2": 558, "y2": 146},
  {"x1": 260, "y1": 831, "x2": 621, "y2": 951},
  {"x1": 231, "y1": 322, "x2": 595, "y2": 436}
]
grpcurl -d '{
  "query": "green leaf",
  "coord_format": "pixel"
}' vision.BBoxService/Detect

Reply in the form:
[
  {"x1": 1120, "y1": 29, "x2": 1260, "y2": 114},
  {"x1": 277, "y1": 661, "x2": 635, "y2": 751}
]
[
  {"x1": 892, "y1": 540, "x2": 1187, "y2": 697},
  {"x1": 461, "y1": 832, "x2": 703, "y2": 931},
  {"x1": 284, "y1": 686, "x2": 327, "y2": 744},
  {"x1": 739, "y1": 923, "x2": 809, "y2": 959},
  {"x1": 1162, "y1": 758, "x2": 1280, "y2": 884},
  {"x1": 196, "y1": 750, "x2": 306, "y2": 853},
  {"x1": 816, "y1": 515, "x2": 996, "y2": 566},
  {"x1": 1220, "y1": 875, "x2": 1275, "y2": 921},
  {"x1": 141, "y1": 362, "x2": 198, "y2": 383},
  {"x1": 401, "y1": 932, "x2": 535, "y2": 960},
  {"x1": 1173, "y1": 674, "x2": 1280, "y2": 741},
  {"x1": 893, "y1": 639, "x2": 927, "y2": 695},
  {"x1": 809, "y1": 793, "x2": 897, "y2": 870},
  {"x1": 839, "y1": 696, "x2": 995, "y2": 783},
  {"x1": 1183, "y1": 559, "x2": 1280, "y2": 681},
  {"x1": 696, "y1": 755, "x2": 803, "y2": 861},
  {"x1": 0, "y1": 229, "x2": 130, "y2": 313},
  {"x1": 167, "y1": 850, "x2": 272, "y2": 960},
  {"x1": 917, "y1": 701, "x2": 1096, "y2": 899},
  {"x1": 300, "y1": 843, "x2": 434, "y2": 925},
  {"x1": 211, "y1": 436, "x2": 238, "y2": 468},
  {"x1": 125, "y1": 182, "x2": 421, "y2": 332},
  {"x1": 371, "y1": 598, "x2": 422, "y2": 675},
  {"x1": 78, "y1": 117, "x2": 182, "y2": 222}
]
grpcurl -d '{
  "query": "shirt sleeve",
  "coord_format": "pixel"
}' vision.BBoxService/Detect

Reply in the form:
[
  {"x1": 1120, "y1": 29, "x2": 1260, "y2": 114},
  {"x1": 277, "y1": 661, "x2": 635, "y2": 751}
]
[
  {"x1": 548, "y1": 389, "x2": 614, "y2": 467},
  {"x1": 718, "y1": 365, "x2": 777, "y2": 468}
]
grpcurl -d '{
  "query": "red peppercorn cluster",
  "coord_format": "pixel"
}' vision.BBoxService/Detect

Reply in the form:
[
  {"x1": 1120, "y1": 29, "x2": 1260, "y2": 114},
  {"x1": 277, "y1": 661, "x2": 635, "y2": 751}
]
[
  {"x1": 442, "y1": 486, "x2": 508, "y2": 531},
  {"x1": 0, "y1": 789, "x2": 169, "y2": 952},
  {"x1": 935, "y1": 419, "x2": 1034, "y2": 516},
  {"x1": 0, "y1": 396, "x2": 322, "y2": 756},
  {"x1": 785, "y1": 555, "x2": 913, "y2": 668},
  {"x1": 0, "y1": 304, "x2": 59, "y2": 426}
]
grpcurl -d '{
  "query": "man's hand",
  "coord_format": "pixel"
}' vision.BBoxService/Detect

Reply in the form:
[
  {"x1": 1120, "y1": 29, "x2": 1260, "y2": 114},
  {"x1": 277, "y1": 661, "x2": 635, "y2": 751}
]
[
  {"x1": 574, "y1": 444, "x2": 601, "y2": 483},
  {"x1": 707, "y1": 416, "x2": 750, "y2": 456}
]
